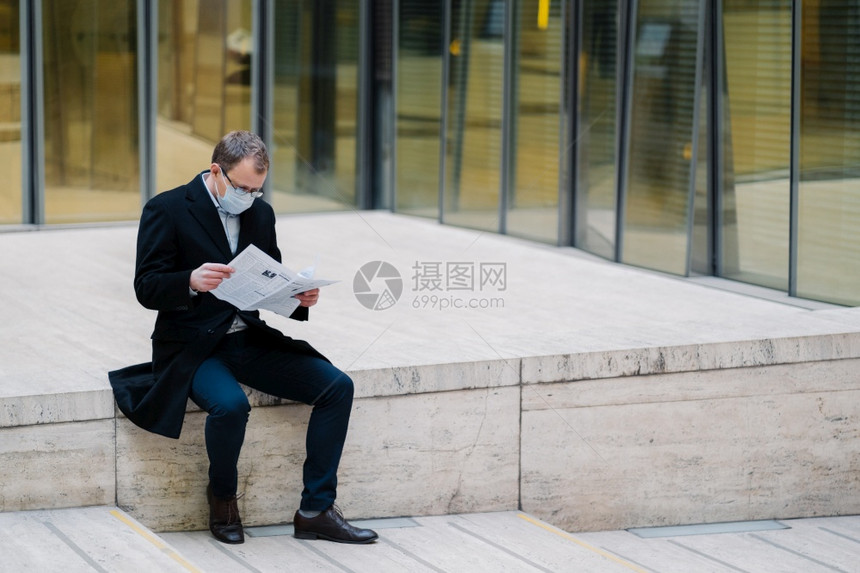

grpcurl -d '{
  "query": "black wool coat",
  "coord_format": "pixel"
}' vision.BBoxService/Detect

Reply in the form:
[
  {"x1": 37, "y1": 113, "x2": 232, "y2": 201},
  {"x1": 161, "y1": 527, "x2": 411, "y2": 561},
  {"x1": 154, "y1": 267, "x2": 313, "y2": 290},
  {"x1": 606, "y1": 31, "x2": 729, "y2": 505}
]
[{"x1": 108, "y1": 172, "x2": 326, "y2": 439}]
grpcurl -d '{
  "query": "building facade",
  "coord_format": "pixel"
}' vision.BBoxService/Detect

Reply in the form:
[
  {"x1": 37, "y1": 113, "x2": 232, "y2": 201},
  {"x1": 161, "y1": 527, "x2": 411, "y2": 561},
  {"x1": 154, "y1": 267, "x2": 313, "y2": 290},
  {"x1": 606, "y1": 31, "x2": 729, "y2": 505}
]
[{"x1": 0, "y1": 0, "x2": 857, "y2": 305}]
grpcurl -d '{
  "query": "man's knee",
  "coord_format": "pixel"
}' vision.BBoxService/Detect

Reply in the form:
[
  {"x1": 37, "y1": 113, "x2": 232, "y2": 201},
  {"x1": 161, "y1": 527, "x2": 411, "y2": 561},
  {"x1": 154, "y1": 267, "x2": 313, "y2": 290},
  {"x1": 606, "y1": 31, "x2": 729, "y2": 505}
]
[
  {"x1": 316, "y1": 371, "x2": 353, "y2": 406},
  {"x1": 209, "y1": 394, "x2": 251, "y2": 422},
  {"x1": 334, "y1": 372, "x2": 354, "y2": 401}
]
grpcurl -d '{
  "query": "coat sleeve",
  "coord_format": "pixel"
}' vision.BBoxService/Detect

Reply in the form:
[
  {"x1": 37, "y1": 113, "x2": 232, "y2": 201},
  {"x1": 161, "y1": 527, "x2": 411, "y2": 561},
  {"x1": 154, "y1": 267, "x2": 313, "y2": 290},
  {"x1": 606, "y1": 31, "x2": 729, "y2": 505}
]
[{"x1": 133, "y1": 196, "x2": 195, "y2": 311}]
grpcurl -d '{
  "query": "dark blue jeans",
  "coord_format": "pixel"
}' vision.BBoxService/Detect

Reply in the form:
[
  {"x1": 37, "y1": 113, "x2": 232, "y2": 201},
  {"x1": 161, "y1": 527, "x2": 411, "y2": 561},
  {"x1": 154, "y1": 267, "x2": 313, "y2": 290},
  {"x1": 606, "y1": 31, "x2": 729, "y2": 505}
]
[{"x1": 189, "y1": 330, "x2": 353, "y2": 511}]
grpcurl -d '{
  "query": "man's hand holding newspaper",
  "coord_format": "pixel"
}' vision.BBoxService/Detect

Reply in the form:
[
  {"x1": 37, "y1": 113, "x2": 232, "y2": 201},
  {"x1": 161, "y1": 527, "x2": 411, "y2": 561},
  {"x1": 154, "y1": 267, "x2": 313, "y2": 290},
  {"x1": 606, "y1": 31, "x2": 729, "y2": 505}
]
[{"x1": 211, "y1": 244, "x2": 338, "y2": 318}]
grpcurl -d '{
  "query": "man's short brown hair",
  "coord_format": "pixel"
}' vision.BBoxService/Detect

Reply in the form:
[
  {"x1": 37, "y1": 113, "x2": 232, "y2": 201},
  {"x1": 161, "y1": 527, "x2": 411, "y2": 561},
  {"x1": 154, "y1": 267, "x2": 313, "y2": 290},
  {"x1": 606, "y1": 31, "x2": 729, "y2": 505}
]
[{"x1": 211, "y1": 130, "x2": 269, "y2": 173}]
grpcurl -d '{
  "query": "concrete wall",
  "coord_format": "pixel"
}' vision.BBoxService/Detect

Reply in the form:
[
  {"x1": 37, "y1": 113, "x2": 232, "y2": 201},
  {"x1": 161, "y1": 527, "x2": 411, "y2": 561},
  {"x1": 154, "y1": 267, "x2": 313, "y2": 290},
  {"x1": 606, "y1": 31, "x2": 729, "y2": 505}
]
[
  {"x1": 521, "y1": 358, "x2": 860, "y2": 532},
  {"x1": 115, "y1": 386, "x2": 522, "y2": 531}
]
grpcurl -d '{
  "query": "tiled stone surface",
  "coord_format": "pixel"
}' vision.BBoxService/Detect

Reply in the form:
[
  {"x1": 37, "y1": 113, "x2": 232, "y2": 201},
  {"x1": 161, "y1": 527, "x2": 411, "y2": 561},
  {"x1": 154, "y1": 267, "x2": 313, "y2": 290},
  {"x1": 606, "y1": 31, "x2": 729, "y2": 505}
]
[
  {"x1": 520, "y1": 359, "x2": 860, "y2": 532},
  {"x1": 117, "y1": 387, "x2": 520, "y2": 531},
  {"x1": 0, "y1": 507, "x2": 192, "y2": 572},
  {"x1": 0, "y1": 420, "x2": 115, "y2": 512}
]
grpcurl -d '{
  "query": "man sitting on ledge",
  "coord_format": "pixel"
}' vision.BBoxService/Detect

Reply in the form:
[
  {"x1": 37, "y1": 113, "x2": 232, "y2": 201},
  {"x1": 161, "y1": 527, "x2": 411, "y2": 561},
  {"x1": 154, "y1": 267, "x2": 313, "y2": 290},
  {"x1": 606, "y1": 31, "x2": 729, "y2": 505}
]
[{"x1": 109, "y1": 130, "x2": 376, "y2": 545}]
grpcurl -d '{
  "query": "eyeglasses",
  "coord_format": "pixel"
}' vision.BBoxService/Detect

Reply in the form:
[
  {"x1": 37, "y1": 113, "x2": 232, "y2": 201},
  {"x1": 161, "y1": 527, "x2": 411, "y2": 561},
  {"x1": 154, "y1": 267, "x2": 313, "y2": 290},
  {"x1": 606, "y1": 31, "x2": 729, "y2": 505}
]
[{"x1": 220, "y1": 165, "x2": 264, "y2": 198}]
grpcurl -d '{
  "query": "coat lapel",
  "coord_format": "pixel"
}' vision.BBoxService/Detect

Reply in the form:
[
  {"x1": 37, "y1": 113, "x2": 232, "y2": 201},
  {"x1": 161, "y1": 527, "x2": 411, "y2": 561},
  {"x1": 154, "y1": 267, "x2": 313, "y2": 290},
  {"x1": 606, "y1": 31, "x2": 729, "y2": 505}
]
[
  {"x1": 236, "y1": 207, "x2": 258, "y2": 255},
  {"x1": 186, "y1": 172, "x2": 233, "y2": 260}
]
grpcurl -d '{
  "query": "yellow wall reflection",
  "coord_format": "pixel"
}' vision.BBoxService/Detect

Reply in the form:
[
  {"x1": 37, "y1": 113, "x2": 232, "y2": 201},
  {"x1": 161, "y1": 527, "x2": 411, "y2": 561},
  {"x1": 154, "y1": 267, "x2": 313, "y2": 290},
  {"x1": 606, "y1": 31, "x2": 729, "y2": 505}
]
[{"x1": 0, "y1": 0, "x2": 20, "y2": 224}]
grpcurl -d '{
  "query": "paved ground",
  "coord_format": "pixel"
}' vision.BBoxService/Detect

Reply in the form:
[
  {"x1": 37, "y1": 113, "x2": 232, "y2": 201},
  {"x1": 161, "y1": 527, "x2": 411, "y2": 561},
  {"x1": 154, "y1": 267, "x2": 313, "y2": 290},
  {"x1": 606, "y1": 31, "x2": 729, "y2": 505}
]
[{"x1": 2, "y1": 506, "x2": 859, "y2": 572}]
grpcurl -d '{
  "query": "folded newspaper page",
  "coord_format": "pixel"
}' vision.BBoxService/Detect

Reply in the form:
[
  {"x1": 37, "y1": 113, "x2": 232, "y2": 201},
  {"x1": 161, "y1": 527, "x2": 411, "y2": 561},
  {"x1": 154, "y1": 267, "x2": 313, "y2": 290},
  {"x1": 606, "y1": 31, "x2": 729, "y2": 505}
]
[{"x1": 211, "y1": 244, "x2": 338, "y2": 318}]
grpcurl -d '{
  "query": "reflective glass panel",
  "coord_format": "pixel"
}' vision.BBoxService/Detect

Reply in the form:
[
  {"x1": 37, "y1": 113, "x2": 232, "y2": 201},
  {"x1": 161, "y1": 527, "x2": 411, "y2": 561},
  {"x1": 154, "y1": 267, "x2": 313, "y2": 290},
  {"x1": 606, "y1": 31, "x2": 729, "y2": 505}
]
[
  {"x1": 0, "y1": 0, "x2": 20, "y2": 224},
  {"x1": 507, "y1": 0, "x2": 561, "y2": 244},
  {"x1": 797, "y1": 0, "x2": 860, "y2": 305},
  {"x1": 689, "y1": 32, "x2": 709, "y2": 276},
  {"x1": 443, "y1": 0, "x2": 504, "y2": 232},
  {"x1": 577, "y1": 0, "x2": 619, "y2": 258},
  {"x1": 396, "y1": 0, "x2": 443, "y2": 217},
  {"x1": 622, "y1": 0, "x2": 701, "y2": 275},
  {"x1": 157, "y1": 0, "x2": 252, "y2": 193},
  {"x1": 43, "y1": 0, "x2": 139, "y2": 223},
  {"x1": 718, "y1": 0, "x2": 791, "y2": 290},
  {"x1": 270, "y1": 1, "x2": 358, "y2": 213}
]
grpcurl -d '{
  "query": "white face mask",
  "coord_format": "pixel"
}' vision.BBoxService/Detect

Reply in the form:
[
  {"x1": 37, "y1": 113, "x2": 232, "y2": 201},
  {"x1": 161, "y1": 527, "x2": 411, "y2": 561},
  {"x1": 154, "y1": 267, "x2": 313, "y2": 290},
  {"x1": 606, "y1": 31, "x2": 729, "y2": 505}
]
[{"x1": 215, "y1": 172, "x2": 255, "y2": 215}]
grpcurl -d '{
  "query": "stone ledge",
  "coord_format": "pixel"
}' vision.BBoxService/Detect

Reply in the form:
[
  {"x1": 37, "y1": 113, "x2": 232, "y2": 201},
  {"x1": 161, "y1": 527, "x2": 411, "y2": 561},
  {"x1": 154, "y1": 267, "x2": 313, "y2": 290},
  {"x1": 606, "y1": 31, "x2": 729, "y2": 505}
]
[
  {"x1": 346, "y1": 359, "x2": 522, "y2": 398},
  {"x1": 0, "y1": 358, "x2": 521, "y2": 429},
  {"x1": 8, "y1": 332, "x2": 860, "y2": 430},
  {"x1": 101, "y1": 358, "x2": 524, "y2": 420},
  {"x1": 521, "y1": 332, "x2": 860, "y2": 385},
  {"x1": 238, "y1": 358, "x2": 522, "y2": 410},
  {"x1": 522, "y1": 358, "x2": 860, "y2": 410},
  {"x1": 0, "y1": 389, "x2": 115, "y2": 429}
]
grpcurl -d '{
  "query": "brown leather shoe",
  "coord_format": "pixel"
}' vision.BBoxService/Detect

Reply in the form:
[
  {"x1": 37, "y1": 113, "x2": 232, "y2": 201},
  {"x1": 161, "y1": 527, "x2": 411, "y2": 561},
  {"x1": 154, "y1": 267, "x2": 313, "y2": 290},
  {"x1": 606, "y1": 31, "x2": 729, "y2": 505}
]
[
  {"x1": 207, "y1": 484, "x2": 244, "y2": 544},
  {"x1": 293, "y1": 505, "x2": 378, "y2": 544}
]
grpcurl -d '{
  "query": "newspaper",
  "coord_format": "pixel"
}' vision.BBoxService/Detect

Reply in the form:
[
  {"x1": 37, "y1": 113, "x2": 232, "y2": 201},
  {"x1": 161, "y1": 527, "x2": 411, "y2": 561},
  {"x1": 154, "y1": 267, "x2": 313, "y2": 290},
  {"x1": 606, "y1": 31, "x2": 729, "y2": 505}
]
[{"x1": 211, "y1": 244, "x2": 337, "y2": 318}]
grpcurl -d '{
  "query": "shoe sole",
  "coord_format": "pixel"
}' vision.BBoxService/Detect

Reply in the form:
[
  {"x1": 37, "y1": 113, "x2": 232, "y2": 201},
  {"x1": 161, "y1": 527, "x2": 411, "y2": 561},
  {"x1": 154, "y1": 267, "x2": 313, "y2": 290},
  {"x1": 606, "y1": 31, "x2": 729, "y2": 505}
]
[
  {"x1": 294, "y1": 531, "x2": 378, "y2": 544},
  {"x1": 212, "y1": 535, "x2": 245, "y2": 544},
  {"x1": 210, "y1": 527, "x2": 245, "y2": 544}
]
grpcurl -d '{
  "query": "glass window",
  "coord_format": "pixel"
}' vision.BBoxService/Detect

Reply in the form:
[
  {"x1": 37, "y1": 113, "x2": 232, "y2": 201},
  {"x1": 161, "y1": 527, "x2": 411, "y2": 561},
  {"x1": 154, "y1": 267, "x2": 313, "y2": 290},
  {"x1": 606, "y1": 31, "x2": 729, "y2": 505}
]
[
  {"x1": 622, "y1": 0, "x2": 701, "y2": 275},
  {"x1": 396, "y1": 0, "x2": 443, "y2": 217},
  {"x1": 157, "y1": 0, "x2": 252, "y2": 193},
  {"x1": 0, "y1": 0, "x2": 20, "y2": 224},
  {"x1": 718, "y1": 0, "x2": 791, "y2": 290},
  {"x1": 576, "y1": 0, "x2": 619, "y2": 258},
  {"x1": 43, "y1": 0, "x2": 139, "y2": 223},
  {"x1": 443, "y1": 0, "x2": 505, "y2": 232},
  {"x1": 797, "y1": 0, "x2": 860, "y2": 305},
  {"x1": 269, "y1": 1, "x2": 358, "y2": 214},
  {"x1": 507, "y1": 0, "x2": 562, "y2": 244}
]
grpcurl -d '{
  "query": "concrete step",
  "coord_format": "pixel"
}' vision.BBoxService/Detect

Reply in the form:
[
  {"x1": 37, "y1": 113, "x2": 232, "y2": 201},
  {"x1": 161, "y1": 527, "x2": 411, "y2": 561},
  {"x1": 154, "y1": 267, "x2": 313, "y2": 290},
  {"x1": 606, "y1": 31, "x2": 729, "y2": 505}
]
[
  {"x1": 5, "y1": 507, "x2": 860, "y2": 572},
  {"x1": 160, "y1": 511, "x2": 643, "y2": 573},
  {"x1": 0, "y1": 506, "x2": 195, "y2": 572},
  {"x1": 3, "y1": 507, "x2": 639, "y2": 573}
]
